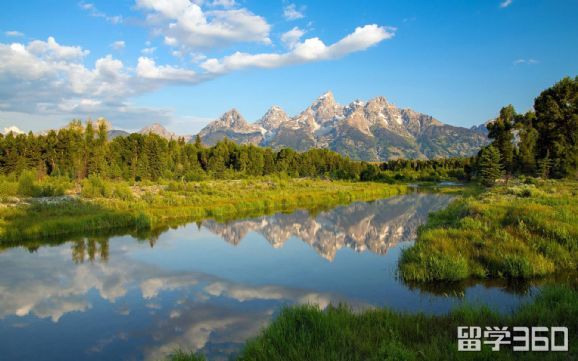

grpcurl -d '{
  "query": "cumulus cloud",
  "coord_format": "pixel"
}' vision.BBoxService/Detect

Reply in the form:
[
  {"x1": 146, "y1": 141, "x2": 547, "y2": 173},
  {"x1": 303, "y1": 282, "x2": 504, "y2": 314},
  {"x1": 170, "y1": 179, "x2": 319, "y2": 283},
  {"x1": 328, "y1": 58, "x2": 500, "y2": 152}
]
[
  {"x1": 201, "y1": 24, "x2": 395, "y2": 74},
  {"x1": 281, "y1": 27, "x2": 305, "y2": 49},
  {"x1": 500, "y1": 0, "x2": 513, "y2": 8},
  {"x1": 27, "y1": 36, "x2": 89, "y2": 60},
  {"x1": 111, "y1": 40, "x2": 126, "y2": 50},
  {"x1": 0, "y1": 36, "x2": 203, "y2": 130},
  {"x1": 283, "y1": 3, "x2": 305, "y2": 20},
  {"x1": 136, "y1": 0, "x2": 271, "y2": 50},
  {"x1": 4, "y1": 30, "x2": 24, "y2": 37},
  {"x1": 136, "y1": 56, "x2": 201, "y2": 83},
  {"x1": 0, "y1": 20, "x2": 394, "y2": 131}
]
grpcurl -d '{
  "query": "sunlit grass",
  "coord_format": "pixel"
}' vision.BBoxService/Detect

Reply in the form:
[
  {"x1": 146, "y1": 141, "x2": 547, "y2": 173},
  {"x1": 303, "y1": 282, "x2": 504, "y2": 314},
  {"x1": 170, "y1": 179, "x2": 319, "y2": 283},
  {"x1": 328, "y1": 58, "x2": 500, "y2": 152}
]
[
  {"x1": 172, "y1": 285, "x2": 578, "y2": 361},
  {"x1": 400, "y1": 179, "x2": 578, "y2": 281},
  {"x1": 0, "y1": 177, "x2": 407, "y2": 241}
]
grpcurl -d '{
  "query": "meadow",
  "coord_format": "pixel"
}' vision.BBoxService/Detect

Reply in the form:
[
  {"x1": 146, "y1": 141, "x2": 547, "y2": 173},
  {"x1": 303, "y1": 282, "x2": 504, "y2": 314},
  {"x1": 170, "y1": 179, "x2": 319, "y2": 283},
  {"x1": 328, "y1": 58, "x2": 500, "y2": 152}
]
[
  {"x1": 399, "y1": 179, "x2": 578, "y2": 281},
  {"x1": 0, "y1": 175, "x2": 407, "y2": 242}
]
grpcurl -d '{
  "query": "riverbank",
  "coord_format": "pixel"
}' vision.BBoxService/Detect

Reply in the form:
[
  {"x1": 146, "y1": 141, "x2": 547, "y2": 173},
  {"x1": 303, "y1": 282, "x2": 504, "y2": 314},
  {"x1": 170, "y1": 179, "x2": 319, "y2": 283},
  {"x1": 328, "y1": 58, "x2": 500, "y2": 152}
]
[
  {"x1": 0, "y1": 178, "x2": 407, "y2": 242},
  {"x1": 171, "y1": 285, "x2": 577, "y2": 361},
  {"x1": 399, "y1": 179, "x2": 578, "y2": 281}
]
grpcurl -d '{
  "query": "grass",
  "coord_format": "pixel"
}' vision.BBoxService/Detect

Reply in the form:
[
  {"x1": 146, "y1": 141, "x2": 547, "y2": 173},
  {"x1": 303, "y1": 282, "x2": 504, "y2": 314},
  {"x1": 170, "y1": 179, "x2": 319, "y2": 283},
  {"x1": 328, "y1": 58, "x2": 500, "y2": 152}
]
[
  {"x1": 172, "y1": 285, "x2": 577, "y2": 361},
  {"x1": 399, "y1": 179, "x2": 578, "y2": 282},
  {"x1": 0, "y1": 177, "x2": 408, "y2": 242}
]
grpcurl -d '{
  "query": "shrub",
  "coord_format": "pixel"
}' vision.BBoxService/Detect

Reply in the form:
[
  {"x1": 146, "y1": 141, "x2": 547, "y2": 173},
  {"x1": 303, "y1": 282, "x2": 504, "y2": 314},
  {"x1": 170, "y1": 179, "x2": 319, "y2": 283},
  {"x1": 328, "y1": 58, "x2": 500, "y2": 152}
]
[{"x1": 17, "y1": 170, "x2": 38, "y2": 197}]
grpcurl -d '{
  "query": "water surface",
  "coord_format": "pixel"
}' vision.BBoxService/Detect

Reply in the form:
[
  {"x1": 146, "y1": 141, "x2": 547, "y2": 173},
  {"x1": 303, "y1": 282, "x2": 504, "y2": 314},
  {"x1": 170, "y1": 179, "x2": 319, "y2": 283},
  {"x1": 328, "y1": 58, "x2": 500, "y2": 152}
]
[{"x1": 0, "y1": 193, "x2": 535, "y2": 360}]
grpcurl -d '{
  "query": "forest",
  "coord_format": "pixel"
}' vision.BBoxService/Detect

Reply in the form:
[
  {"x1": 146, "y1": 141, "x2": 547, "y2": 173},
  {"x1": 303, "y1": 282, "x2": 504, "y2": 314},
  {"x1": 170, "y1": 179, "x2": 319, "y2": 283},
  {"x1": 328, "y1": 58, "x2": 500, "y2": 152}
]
[
  {"x1": 0, "y1": 120, "x2": 472, "y2": 190},
  {"x1": 477, "y1": 76, "x2": 578, "y2": 184}
]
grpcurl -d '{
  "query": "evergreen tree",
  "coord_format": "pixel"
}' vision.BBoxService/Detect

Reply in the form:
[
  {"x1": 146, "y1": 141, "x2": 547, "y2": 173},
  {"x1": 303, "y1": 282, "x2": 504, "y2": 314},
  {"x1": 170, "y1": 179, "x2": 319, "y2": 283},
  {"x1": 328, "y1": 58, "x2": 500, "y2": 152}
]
[
  {"x1": 533, "y1": 76, "x2": 578, "y2": 178},
  {"x1": 516, "y1": 111, "x2": 539, "y2": 175},
  {"x1": 478, "y1": 145, "x2": 503, "y2": 187},
  {"x1": 487, "y1": 105, "x2": 515, "y2": 174}
]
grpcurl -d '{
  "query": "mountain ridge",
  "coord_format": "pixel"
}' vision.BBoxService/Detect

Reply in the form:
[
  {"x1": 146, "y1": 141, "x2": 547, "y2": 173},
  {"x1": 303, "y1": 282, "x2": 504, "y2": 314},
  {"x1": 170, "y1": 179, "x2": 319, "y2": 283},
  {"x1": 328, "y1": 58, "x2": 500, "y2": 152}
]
[{"x1": 197, "y1": 92, "x2": 489, "y2": 160}]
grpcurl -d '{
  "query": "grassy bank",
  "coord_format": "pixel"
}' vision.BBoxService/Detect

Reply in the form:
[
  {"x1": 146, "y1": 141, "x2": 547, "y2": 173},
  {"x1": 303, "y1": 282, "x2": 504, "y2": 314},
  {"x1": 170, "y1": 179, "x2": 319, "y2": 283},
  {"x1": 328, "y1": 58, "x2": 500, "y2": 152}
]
[
  {"x1": 0, "y1": 178, "x2": 407, "y2": 242},
  {"x1": 171, "y1": 285, "x2": 577, "y2": 361},
  {"x1": 399, "y1": 179, "x2": 578, "y2": 282}
]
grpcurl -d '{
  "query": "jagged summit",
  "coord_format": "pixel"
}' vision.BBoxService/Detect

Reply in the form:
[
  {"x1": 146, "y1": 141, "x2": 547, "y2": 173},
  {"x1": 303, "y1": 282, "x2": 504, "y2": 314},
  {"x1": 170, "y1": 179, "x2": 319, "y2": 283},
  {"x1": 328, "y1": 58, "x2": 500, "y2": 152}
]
[
  {"x1": 218, "y1": 109, "x2": 249, "y2": 128},
  {"x1": 139, "y1": 123, "x2": 176, "y2": 139},
  {"x1": 257, "y1": 105, "x2": 290, "y2": 132},
  {"x1": 194, "y1": 91, "x2": 489, "y2": 160},
  {"x1": 198, "y1": 108, "x2": 263, "y2": 145}
]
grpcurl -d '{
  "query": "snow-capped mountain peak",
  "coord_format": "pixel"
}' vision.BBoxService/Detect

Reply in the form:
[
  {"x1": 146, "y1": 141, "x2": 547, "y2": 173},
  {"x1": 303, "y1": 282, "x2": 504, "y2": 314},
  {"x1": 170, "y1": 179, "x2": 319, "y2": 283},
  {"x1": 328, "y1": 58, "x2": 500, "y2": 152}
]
[{"x1": 2, "y1": 126, "x2": 24, "y2": 135}]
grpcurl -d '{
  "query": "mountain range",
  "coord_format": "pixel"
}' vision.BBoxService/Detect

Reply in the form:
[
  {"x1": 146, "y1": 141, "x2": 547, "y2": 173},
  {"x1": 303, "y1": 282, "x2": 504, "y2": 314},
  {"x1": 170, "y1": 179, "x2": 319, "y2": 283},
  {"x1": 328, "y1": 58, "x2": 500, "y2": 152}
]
[
  {"x1": 195, "y1": 92, "x2": 489, "y2": 160},
  {"x1": 3, "y1": 92, "x2": 490, "y2": 161}
]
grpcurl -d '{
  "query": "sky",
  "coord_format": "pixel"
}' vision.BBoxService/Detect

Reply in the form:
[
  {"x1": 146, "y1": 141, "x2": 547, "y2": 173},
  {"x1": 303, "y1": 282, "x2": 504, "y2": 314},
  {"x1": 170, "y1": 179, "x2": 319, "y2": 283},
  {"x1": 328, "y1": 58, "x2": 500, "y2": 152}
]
[{"x1": 0, "y1": 0, "x2": 577, "y2": 134}]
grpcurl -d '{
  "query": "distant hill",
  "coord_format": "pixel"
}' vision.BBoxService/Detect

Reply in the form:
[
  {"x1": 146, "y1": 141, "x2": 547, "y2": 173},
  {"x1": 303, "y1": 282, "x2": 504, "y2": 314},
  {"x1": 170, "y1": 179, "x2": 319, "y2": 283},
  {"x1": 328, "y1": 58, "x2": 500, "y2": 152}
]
[{"x1": 107, "y1": 124, "x2": 192, "y2": 142}]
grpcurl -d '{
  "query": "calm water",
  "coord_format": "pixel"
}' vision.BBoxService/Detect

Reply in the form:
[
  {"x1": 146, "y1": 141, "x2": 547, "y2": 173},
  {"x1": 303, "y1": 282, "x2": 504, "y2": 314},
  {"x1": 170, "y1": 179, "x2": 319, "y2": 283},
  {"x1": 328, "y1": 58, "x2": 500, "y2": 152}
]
[{"x1": 0, "y1": 193, "x2": 536, "y2": 360}]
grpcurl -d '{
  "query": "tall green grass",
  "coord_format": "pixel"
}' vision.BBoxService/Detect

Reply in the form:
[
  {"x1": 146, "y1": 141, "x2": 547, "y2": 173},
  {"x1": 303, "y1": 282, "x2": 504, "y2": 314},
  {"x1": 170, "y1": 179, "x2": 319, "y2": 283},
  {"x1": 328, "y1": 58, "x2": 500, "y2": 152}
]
[
  {"x1": 173, "y1": 285, "x2": 577, "y2": 361},
  {"x1": 399, "y1": 179, "x2": 578, "y2": 281},
  {"x1": 0, "y1": 178, "x2": 407, "y2": 242}
]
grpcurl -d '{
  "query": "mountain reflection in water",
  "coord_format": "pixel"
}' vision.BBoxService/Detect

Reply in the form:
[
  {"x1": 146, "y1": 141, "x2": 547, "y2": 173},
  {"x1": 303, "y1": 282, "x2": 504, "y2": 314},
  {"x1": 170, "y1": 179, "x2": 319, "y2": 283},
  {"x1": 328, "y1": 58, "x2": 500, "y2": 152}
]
[
  {"x1": 202, "y1": 193, "x2": 452, "y2": 260},
  {"x1": 0, "y1": 193, "x2": 536, "y2": 361}
]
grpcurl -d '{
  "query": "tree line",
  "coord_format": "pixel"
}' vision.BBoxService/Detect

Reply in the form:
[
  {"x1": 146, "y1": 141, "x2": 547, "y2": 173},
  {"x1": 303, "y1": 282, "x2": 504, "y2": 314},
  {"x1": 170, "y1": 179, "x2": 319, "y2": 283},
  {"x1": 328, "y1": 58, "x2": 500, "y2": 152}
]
[
  {"x1": 478, "y1": 76, "x2": 578, "y2": 186},
  {"x1": 0, "y1": 121, "x2": 471, "y2": 183}
]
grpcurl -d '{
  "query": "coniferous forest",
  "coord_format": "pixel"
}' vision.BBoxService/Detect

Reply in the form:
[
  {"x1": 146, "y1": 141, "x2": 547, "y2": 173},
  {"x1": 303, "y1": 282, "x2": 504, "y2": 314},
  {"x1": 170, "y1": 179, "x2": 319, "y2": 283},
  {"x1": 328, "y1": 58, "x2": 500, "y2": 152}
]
[{"x1": 0, "y1": 120, "x2": 473, "y2": 185}]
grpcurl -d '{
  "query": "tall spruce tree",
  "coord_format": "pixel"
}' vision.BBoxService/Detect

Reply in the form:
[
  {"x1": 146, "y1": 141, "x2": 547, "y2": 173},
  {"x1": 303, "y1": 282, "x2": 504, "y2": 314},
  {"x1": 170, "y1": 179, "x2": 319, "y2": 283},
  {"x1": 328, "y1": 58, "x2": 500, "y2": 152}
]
[
  {"x1": 533, "y1": 76, "x2": 578, "y2": 178},
  {"x1": 478, "y1": 145, "x2": 503, "y2": 187},
  {"x1": 487, "y1": 105, "x2": 515, "y2": 174}
]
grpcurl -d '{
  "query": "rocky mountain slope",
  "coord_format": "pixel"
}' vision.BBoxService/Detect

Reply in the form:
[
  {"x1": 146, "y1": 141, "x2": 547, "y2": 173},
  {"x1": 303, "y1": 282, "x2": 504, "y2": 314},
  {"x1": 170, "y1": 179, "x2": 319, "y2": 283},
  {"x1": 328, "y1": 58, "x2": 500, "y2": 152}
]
[{"x1": 197, "y1": 91, "x2": 489, "y2": 160}]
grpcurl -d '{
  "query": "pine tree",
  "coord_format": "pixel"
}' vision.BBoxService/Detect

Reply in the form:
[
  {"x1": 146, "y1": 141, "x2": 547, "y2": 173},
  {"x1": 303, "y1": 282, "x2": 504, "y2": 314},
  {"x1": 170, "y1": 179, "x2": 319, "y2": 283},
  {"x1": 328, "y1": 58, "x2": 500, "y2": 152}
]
[
  {"x1": 487, "y1": 105, "x2": 515, "y2": 174},
  {"x1": 478, "y1": 145, "x2": 503, "y2": 187},
  {"x1": 516, "y1": 112, "x2": 538, "y2": 175},
  {"x1": 534, "y1": 76, "x2": 578, "y2": 177}
]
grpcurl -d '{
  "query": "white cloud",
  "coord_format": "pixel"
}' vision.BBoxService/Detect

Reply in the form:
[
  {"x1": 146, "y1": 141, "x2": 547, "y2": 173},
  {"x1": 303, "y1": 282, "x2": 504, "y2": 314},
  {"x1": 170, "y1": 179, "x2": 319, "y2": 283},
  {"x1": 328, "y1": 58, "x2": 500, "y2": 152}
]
[
  {"x1": 0, "y1": 19, "x2": 394, "y2": 131},
  {"x1": 202, "y1": 24, "x2": 395, "y2": 74},
  {"x1": 27, "y1": 36, "x2": 89, "y2": 61},
  {"x1": 500, "y1": 0, "x2": 513, "y2": 8},
  {"x1": 208, "y1": 0, "x2": 236, "y2": 8},
  {"x1": 111, "y1": 40, "x2": 126, "y2": 50},
  {"x1": 0, "y1": 37, "x2": 202, "y2": 130},
  {"x1": 141, "y1": 46, "x2": 157, "y2": 55},
  {"x1": 4, "y1": 30, "x2": 24, "y2": 37},
  {"x1": 513, "y1": 58, "x2": 539, "y2": 65},
  {"x1": 283, "y1": 3, "x2": 305, "y2": 20},
  {"x1": 79, "y1": 1, "x2": 123, "y2": 24},
  {"x1": 281, "y1": 27, "x2": 305, "y2": 49},
  {"x1": 136, "y1": 0, "x2": 271, "y2": 50},
  {"x1": 136, "y1": 56, "x2": 201, "y2": 83}
]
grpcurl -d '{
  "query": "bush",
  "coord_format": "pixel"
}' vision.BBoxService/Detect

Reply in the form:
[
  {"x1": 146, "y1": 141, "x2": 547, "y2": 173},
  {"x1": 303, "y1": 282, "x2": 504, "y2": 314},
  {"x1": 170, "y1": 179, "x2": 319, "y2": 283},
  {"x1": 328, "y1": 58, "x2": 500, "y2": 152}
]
[
  {"x1": 17, "y1": 170, "x2": 37, "y2": 197},
  {"x1": 82, "y1": 176, "x2": 133, "y2": 200},
  {"x1": 81, "y1": 176, "x2": 111, "y2": 198}
]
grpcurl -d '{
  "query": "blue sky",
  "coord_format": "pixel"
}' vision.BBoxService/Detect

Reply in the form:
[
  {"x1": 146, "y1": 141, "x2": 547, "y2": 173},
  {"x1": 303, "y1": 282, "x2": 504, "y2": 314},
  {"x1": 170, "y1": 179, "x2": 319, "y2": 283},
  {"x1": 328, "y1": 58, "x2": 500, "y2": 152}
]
[{"x1": 1, "y1": 0, "x2": 577, "y2": 134}]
